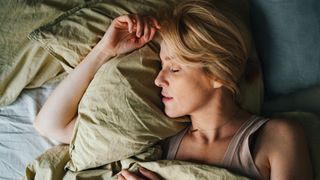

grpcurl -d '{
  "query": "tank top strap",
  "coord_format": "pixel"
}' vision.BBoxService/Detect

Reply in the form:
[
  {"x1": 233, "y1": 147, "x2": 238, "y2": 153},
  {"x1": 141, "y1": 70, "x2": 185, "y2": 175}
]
[
  {"x1": 222, "y1": 115, "x2": 269, "y2": 179},
  {"x1": 165, "y1": 126, "x2": 189, "y2": 160}
]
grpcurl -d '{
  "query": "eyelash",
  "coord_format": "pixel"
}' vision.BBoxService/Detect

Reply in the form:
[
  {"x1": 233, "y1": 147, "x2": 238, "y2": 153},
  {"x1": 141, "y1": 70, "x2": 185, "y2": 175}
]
[
  {"x1": 160, "y1": 63, "x2": 180, "y2": 73},
  {"x1": 169, "y1": 68, "x2": 180, "y2": 73}
]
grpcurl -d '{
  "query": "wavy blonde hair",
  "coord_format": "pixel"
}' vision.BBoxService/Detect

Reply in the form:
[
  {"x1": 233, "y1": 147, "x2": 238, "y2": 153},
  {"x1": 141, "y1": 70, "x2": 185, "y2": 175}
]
[{"x1": 159, "y1": 0, "x2": 251, "y2": 97}]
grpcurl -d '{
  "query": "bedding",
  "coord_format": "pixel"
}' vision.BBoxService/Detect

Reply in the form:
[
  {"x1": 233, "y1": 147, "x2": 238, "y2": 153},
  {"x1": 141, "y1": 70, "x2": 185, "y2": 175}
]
[
  {"x1": 251, "y1": 0, "x2": 320, "y2": 99},
  {"x1": 0, "y1": 0, "x2": 318, "y2": 179},
  {"x1": 28, "y1": 0, "x2": 264, "y2": 172},
  {"x1": 66, "y1": 45, "x2": 187, "y2": 171},
  {"x1": 25, "y1": 144, "x2": 249, "y2": 180},
  {"x1": 0, "y1": 81, "x2": 61, "y2": 179},
  {"x1": 262, "y1": 85, "x2": 320, "y2": 116},
  {"x1": 0, "y1": 0, "x2": 86, "y2": 107},
  {"x1": 29, "y1": 0, "x2": 189, "y2": 171},
  {"x1": 0, "y1": 0, "x2": 84, "y2": 179}
]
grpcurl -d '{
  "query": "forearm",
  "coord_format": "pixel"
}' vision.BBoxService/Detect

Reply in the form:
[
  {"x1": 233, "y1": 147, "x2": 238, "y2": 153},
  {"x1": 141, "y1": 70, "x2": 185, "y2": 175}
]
[
  {"x1": 34, "y1": 43, "x2": 114, "y2": 136},
  {"x1": 34, "y1": 14, "x2": 160, "y2": 143}
]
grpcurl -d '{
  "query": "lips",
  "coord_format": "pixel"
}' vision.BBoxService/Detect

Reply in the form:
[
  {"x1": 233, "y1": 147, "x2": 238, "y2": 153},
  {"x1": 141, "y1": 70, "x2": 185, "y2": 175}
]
[
  {"x1": 161, "y1": 92, "x2": 173, "y2": 103},
  {"x1": 162, "y1": 97, "x2": 173, "y2": 103}
]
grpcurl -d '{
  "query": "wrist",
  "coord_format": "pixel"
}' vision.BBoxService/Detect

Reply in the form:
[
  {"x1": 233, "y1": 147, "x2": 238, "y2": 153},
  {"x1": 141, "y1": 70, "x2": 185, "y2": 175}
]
[
  {"x1": 92, "y1": 43, "x2": 116, "y2": 63},
  {"x1": 96, "y1": 39, "x2": 117, "y2": 56}
]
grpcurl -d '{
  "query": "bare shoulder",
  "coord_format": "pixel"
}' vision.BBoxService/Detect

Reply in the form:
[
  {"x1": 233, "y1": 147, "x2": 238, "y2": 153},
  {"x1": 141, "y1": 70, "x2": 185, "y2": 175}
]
[
  {"x1": 255, "y1": 118, "x2": 313, "y2": 179},
  {"x1": 263, "y1": 118, "x2": 305, "y2": 140},
  {"x1": 258, "y1": 118, "x2": 308, "y2": 156}
]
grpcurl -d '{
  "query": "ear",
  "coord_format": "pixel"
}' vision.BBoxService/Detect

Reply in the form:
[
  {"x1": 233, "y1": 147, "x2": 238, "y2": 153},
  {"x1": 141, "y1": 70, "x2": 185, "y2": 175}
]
[{"x1": 211, "y1": 79, "x2": 223, "y2": 89}]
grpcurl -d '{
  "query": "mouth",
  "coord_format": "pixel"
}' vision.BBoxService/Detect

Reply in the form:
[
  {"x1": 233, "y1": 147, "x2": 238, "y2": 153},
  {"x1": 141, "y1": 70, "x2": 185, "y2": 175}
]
[{"x1": 161, "y1": 93, "x2": 173, "y2": 103}]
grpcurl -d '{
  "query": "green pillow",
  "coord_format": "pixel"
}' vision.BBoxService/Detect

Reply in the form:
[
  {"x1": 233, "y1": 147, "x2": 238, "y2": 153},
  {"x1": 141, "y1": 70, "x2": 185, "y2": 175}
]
[
  {"x1": 30, "y1": 0, "x2": 188, "y2": 171},
  {"x1": 28, "y1": 0, "x2": 263, "y2": 171},
  {"x1": 251, "y1": 0, "x2": 320, "y2": 99},
  {"x1": 68, "y1": 45, "x2": 188, "y2": 171}
]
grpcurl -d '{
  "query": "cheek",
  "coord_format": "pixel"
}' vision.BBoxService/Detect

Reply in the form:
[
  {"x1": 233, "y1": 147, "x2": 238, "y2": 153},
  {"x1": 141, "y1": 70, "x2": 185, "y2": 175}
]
[
  {"x1": 181, "y1": 86, "x2": 212, "y2": 108},
  {"x1": 163, "y1": 79, "x2": 191, "y2": 117},
  {"x1": 168, "y1": 76, "x2": 212, "y2": 115}
]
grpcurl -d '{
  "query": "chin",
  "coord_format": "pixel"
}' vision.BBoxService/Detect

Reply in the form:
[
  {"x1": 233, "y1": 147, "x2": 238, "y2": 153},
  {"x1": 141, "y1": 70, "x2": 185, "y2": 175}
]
[{"x1": 164, "y1": 109, "x2": 185, "y2": 118}]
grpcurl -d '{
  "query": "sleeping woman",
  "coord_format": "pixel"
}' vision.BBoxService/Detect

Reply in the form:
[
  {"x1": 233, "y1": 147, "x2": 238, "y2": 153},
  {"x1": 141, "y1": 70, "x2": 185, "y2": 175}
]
[{"x1": 34, "y1": 0, "x2": 313, "y2": 179}]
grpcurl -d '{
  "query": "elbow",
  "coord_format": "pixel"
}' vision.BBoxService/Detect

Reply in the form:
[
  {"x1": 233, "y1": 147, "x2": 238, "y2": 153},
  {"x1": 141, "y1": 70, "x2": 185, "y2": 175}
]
[
  {"x1": 33, "y1": 116, "x2": 72, "y2": 144},
  {"x1": 33, "y1": 117, "x2": 47, "y2": 137}
]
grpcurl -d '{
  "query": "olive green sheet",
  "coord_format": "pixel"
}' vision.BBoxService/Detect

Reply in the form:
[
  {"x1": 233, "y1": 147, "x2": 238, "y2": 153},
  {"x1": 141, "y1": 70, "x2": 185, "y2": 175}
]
[
  {"x1": 25, "y1": 144, "x2": 249, "y2": 180},
  {"x1": 0, "y1": 0, "x2": 86, "y2": 106}
]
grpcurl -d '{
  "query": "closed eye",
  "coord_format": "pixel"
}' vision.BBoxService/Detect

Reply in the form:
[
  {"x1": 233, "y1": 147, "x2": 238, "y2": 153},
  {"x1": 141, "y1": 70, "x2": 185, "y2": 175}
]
[{"x1": 170, "y1": 68, "x2": 180, "y2": 73}]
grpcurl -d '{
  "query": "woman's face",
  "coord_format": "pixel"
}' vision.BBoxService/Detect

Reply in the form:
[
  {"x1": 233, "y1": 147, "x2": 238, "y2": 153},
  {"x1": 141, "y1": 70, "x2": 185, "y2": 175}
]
[{"x1": 155, "y1": 42, "x2": 216, "y2": 118}]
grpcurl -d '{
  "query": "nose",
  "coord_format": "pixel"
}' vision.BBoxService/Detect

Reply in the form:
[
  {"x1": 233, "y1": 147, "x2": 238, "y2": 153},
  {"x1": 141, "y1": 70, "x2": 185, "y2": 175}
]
[{"x1": 154, "y1": 70, "x2": 168, "y2": 87}]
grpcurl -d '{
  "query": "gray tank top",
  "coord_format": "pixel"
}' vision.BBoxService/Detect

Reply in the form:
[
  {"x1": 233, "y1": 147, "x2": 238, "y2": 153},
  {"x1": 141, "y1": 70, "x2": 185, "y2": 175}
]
[{"x1": 160, "y1": 115, "x2": 269, "y2": 179}]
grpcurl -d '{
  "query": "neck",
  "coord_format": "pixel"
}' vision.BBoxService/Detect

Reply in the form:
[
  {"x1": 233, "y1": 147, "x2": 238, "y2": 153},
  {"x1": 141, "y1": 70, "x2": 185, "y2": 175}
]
[{"x1": 189, "y1": 88, "x2": 249, "y2": 143}]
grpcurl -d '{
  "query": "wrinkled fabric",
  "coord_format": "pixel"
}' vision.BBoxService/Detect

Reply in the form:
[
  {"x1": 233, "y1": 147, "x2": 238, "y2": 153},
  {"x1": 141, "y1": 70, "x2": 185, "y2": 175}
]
[
  {"x1": 0, "y1": 82, "x2": 61, "y2": 179},
  {"x1": 0, "y1": 0, "x2": 87, "y2": 107},
  {"x1": 27, "y1": 0, "x2": 264, "y2": 172},
  {"x1": 25, "y1": 144, "x2": 250, "y2": 180}
]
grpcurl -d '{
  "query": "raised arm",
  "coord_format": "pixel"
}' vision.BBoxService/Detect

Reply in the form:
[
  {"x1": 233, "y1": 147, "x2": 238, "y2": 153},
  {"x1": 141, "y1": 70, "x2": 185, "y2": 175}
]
[{"x1": 33, "y1": 14, "x2": 160, "y2": 144}]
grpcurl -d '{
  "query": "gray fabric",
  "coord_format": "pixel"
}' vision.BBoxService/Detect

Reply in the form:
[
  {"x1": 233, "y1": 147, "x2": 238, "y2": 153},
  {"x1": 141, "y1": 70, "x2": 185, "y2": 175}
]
[
  {"x1": 222, "y1": 116, "x2": 267, "y2": 179},
  {"x1": 0, "y1": 82, "x2": 60, "y2": 180},
  {"x1": 250, "y1": 0, "x2": 320, "y2": 99},
  {"x1": 262, "y1": 85, "x2": 320, "y2": 116}
]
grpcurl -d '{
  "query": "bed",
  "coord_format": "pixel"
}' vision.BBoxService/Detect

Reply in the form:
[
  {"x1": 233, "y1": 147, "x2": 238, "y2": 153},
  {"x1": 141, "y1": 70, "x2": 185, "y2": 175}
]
[{"x1": 0, "y1": 0, "x2": 319, "y2": 179}]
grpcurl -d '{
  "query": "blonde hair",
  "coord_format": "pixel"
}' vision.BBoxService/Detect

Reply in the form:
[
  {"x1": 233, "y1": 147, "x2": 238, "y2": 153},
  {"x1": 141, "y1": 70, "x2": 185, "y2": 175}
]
[{"x1": 159, "y1": 0, "x2": 251, "y2": 97}]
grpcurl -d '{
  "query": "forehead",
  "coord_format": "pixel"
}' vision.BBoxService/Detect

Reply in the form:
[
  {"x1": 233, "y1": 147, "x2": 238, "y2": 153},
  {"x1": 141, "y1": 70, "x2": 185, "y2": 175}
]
[{"x1": 159, "y1": 41, "x2": 175, "y2": 62}]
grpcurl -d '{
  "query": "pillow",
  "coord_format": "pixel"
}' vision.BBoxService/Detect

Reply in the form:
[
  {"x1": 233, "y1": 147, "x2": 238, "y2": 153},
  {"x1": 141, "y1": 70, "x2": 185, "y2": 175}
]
[
  {"x1": 250, "y1": 0, "x2": 320, "y2": 99},
  {"x1": 270, "y1": 112, "x2": 320, "y2": 179},
  {"x1": 68, "y1": 45, "x2": 189, "y2": 171},
  {"x1": 262, "y1": 85, "x2": 320, "y2": 116},
  {"x1": 28, "y1": 0, "x2": 263, "y2": 171}
]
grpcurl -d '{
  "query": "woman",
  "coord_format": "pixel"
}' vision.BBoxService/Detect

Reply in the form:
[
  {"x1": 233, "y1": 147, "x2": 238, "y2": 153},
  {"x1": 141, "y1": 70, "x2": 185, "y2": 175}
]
[{"x1": 34, "y1": 0, "x2": 313, "y2": 179}]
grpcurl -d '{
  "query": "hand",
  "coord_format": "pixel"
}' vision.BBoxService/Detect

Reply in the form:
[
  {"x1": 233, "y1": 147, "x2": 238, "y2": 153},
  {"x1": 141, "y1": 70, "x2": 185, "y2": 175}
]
[
  {"x1": 97, "y1": 14, "x2": 161, "y2": 57},
  {"x1": 117, "y1": 167, "x2": 161, "y2": 180}
]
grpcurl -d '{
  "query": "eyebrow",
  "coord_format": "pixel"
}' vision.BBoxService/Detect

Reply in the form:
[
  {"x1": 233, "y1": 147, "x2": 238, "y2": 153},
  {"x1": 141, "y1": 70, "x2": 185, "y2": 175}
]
[{"x1": 161, "y1": 56, "x2": 175, "y2": 62}]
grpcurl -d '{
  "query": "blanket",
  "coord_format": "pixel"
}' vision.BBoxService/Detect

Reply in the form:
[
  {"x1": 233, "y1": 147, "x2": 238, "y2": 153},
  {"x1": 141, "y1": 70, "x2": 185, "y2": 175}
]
[{"x1": 25, "y1": 145, "x2": 249, "y2": 180}]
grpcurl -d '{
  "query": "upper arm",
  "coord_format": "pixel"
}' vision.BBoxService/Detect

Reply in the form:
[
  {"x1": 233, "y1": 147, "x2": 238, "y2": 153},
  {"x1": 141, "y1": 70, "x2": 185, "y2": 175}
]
[
  {"x1": 265, "y1": 119, "x2": 313, "y2": 180},
  {"x1": 34, "y1": 115, "x2": 78, "y2": 144}
]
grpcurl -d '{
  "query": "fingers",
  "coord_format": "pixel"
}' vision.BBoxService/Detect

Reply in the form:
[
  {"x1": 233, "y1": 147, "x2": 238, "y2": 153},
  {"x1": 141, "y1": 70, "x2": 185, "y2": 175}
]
[
  {"x1": 129, "y1": 14, "x2": 160, "y2": 39},
  {"x1": 118, "y1": 169, "x2": 146, "y2": 180},
  {"x1": 143, "y1": 17, "x2": 151, "y2": 40},
  {"x1": 139, "y1": 167, "x2": 160, "y2": 180},
  {"x1": 134, "y1": 14, "x2": 144, "y2": 38},
  {"x1": 117, "y1": 173, "x2": 126, "y2": 180},
  {"x1": 148, "y1": 25, "x2": 157, "y2": 41},
  {"x1": 115, "y1": 14, "x2": 160, "y2": 37},
  {"x1": 117, "y1": 168, "x2": 160, "y2": 180},
  {"x1": 146, "y1": 16, "x2": 161, "y2": 29},
  {"x1": 116, "y1": 15, "x2": 135, "y2": 33}
]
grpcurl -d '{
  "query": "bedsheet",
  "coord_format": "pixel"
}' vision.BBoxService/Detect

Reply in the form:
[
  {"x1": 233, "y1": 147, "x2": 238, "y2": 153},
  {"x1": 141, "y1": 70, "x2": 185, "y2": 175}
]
[
  {"x1": 0, "y1": 82, "x2": 60, "y2": 180},
  {"x1": 1, "y1": 0, "x2": 318, "y2": 179},
  {"x1": 0, "y1": 0, "x2": 85, "y2": 106}
]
